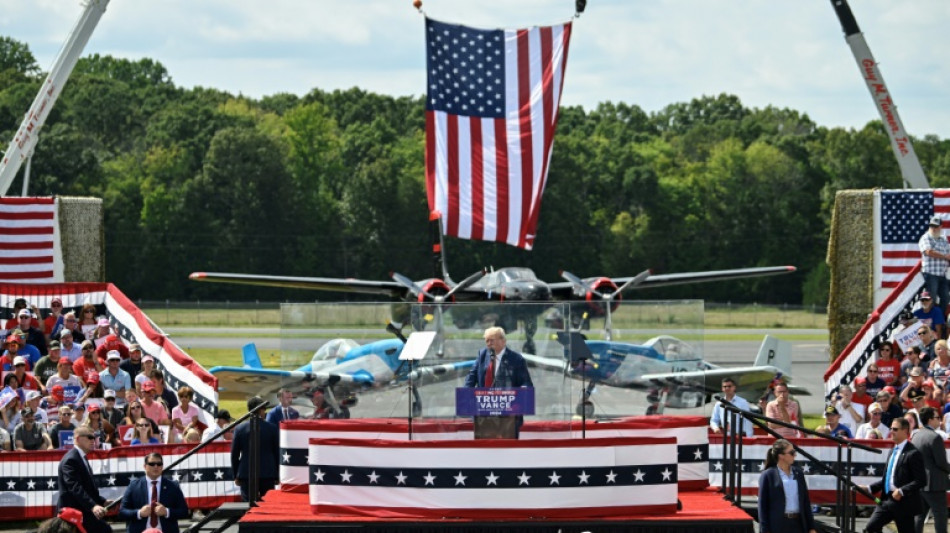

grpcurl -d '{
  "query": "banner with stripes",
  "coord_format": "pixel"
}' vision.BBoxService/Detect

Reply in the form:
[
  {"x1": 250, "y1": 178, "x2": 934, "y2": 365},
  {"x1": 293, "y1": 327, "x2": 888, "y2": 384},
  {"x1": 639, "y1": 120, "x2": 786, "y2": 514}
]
[
  {"x1": 824, "y1": 263, "x2": 924, "y2": 400},
  {"x1": 0, "y1": 197, "x2": 62, "y2": 282},
  {"x1": 876, "y1": 189, "x2": 950, "y2": 289},
  {"x1": 280, "y1": 417, "x2": 708, "y2": 492},
  {"x1": 708, "y1": 436, "x2": 950, "y2": 505},
  {"x1": 0, "y1": 442, "x2": 239, "y2": 521},
  {"x1": 0, "y1": 282, "x2": 217, "y2": 423},
  {"x1": 309, "y1": 437, "x2": 677, "y2": 519}
]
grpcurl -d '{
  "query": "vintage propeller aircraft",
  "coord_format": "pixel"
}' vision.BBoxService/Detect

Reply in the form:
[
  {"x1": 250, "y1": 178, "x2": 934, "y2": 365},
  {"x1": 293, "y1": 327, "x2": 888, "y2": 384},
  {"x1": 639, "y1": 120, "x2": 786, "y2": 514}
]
[
  {"x1": 209, "y1": 330, "x2": 474, "y2": 417},
  {"x1": 191, "y1": 212, "x2": 796, "y2": 354},
  {"x1": 523, "y1": 333, "x2": 811, "y2": 416}
]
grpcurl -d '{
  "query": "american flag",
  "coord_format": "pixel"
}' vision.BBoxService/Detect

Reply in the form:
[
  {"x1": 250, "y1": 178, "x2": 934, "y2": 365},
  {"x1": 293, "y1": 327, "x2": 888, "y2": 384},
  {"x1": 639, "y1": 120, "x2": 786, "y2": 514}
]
[
  {"x1": 424, "y1": 17, "x2": 572, "y2": 250},
  {"x1": 879, "y1": 190, "x2": 950, "y2": 287},
  {"x1": 0, "y1": 197, "x2": 61, "y2": 282}
]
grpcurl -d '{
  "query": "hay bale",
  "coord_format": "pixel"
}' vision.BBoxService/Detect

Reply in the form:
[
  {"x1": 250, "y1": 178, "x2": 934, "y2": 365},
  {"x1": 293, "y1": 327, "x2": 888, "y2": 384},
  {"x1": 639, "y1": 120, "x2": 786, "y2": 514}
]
[{"x1": 827, "y1": 190, "x2": 875, "y2": 359}]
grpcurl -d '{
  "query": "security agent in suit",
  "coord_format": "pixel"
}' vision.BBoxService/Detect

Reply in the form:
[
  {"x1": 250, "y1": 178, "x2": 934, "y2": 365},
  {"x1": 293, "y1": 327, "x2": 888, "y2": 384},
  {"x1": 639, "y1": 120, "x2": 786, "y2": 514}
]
[
  {"x1": 758, "y1": 438, "x2": 817, "y2": 533},
  {"x1": 56, "y1": 426, "x2": 111, "y2": 533},
  {"x1": 265, "y1": 388, "x2": 300, "y2": 425},
  {"x1": 231, "y1": 395, "x2": 280, "y2": 502},
  {"x1": 910, "y1": 407, "x2": 950, "y2": 533},
  {"x1": 861, "y1": 417, "x2": 927, "y2": 533},
  {"x1": 118, "y1": 452, "x2": 189, "y2": 533}
]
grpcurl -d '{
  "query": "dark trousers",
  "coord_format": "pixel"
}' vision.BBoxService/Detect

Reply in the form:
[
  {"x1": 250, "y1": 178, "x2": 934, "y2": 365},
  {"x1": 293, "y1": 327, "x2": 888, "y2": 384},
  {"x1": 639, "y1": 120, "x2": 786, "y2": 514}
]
[
  {"x1": 915, "y1": 490, "x2": 948, "y2": 533},
  {"x1": 239, "y1": 478, "x2": 277, "y2": 502},
  {"x1": 867, "y1": 498, "x2": 916, "y2": 533},
  {"x1": 774, "y1": 514, "x2": 805, "y2": 533}
]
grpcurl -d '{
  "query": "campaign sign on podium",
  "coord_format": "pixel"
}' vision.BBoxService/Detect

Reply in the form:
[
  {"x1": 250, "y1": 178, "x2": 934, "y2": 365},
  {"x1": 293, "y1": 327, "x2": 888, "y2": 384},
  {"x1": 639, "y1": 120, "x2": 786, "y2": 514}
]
[
  {"x1": 455, "y1": 387, "x2": 535, "y2": 417},
  {"x1": 457, "y1": 388, "x2": 534, "y2": 439}
]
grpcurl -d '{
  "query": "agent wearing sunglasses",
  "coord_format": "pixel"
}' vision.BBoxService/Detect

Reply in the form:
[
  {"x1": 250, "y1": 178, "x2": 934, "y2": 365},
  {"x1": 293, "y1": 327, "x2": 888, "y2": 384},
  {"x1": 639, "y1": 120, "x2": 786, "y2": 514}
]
[
  {"x1": 56, "y1": 426, "x2": 111, "y2": 533},
  {"x1": 758, "y1": 439, "x2": 817, "y2": 533},
  {"x1": 860, "y1": 417, "x2": 926, "y2": 533},
  {"x1": 118, "y1": 452, "x2": 189, "y2": 533}
]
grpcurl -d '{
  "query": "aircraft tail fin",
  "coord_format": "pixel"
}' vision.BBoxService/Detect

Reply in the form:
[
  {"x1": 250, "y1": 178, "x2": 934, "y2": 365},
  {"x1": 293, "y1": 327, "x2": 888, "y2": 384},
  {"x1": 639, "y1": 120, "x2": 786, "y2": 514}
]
[
  {"x1": 752, "y1": 335, "x2": 792, "y2": 375},
  {"x1": 430, "y1": 210, "x2": 453, "y2": 284},
  {"x1": 242, "y1": 343, "x2": 264, "y2": 369}
]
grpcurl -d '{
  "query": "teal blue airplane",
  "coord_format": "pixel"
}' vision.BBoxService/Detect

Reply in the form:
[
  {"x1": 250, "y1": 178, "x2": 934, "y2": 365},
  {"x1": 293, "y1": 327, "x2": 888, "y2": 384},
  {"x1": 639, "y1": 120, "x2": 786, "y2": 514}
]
[{"x1": 209, "y1": 336, "x2": 474, "y2": 413}]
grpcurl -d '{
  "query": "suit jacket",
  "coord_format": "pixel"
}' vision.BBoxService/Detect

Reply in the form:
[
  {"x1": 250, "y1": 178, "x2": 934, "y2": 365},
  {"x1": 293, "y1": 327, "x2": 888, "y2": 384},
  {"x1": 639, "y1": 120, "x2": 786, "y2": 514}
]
[
  {"x1": 230, "y1": 417, "x2": 280, "y2": 481},
  {"x1": 911, "y1": 426, "x2": 950, "y2": 492},
  {"x1": 265, "y1": 405, "x2": 299, "y2": 425},
  {"x1": 464, "y1": 347, "x2": 533, "y2": 388},
  {"x1": 758, "y1": 466, "x2": 816, "y2": 533},
  {"x1": 57, "y1": 448, "x2": 106, "y2": 525},
  {"x1": 118, "y1": 476, "x2": 189, "y2": 533},
  {"x1": 870, "y1": 441, "x2": 926, "y2": 514}
]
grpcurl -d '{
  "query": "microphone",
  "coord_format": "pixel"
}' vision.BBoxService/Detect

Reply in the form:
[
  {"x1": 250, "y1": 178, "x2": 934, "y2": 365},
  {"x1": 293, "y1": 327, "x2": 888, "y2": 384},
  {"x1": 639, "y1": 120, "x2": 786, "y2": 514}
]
[{"x1": 488, "y1": 348, "x2": 495, "y2": 358}]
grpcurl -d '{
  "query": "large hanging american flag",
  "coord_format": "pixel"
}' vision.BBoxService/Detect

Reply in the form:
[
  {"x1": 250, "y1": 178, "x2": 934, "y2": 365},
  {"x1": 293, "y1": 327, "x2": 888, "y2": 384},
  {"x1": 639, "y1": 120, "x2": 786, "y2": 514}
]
[
  {"x1": 0, "y1": 197, "x2": 62, "y2": 282},
  {"x1": 878, "y1": 190, "x2": 950, "y2": 288},
  {"x1": 424, "y1": 17, "x2": 572, "y2": 250}
]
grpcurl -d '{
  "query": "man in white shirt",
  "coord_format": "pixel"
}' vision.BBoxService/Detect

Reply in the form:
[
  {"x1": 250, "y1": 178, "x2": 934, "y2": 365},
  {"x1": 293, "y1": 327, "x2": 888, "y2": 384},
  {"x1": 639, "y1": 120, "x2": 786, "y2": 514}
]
[
  {"x1": 835, "y1": 384, "x2": 866, "y2": 434},
  {"x1": 709, "y1": 377, "x2": 753, "y2": 437}
]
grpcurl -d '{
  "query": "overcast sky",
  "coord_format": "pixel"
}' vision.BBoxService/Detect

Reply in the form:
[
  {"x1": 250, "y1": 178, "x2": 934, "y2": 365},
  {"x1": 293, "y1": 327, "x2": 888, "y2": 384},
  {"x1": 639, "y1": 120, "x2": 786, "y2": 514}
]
[{"x1": 2, "y1": 0, "x2": 948, "y2": 138}]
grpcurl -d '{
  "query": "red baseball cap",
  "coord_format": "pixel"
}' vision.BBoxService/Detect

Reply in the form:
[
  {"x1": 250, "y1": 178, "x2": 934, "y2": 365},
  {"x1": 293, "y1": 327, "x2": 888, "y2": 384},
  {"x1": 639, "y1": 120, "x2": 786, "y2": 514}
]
[
  {"x1": 51, "y1": 385, "x2": 64, "y2": 401},
  {"x1": 58, "y1": 507, "x2": 87, "y2": 533},
  {"x1": 142, "y1": 380, "x2": 155, "y2": 392},
  {"x1": 87, "y1": 404, "x2": 101, "y2": 413},
  {"x1": 884, "y1": 385, "x2": 898, "y2": 396},
  {"x1": 84, "y1": 370, "x2": 100, "y2": 384},
  {"x1": 854, "y1": 377, "x2": 867, "y2": 385}
]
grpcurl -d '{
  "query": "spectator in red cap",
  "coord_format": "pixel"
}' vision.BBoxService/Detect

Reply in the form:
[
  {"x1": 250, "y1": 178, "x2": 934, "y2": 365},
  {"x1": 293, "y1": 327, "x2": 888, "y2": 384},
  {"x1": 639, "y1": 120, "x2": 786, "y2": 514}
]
[
  {"x1": 72, "y1": 340, "x2": 105, "y2": 378},
  {"x1": 77, "y1": 371, "x2": 105, "y2": 412},
  {"x1": 47, "y1": 356, "x2": 83, "y2": 392},
  {"x1": 43, "y1": 385, "x2": 67, "y2": 425},
  {"x1": 95, "y1": 333, "x2": 129, "y2": 361},
  {"x1": 852, "y1": 377, "x2": 874, "y2": 408},
  {"x1": 81, "y1": 403, "x2": 118, "y2": 448},
  {"x1": 0, "y1": 335, "x2": 24, "y2": 371},
  {"x1": 140, "y1": 380, "x2": 169, "y2": 425},
  {"x1": 37, "y1": 507, "x2": 87, "y2": 533}
]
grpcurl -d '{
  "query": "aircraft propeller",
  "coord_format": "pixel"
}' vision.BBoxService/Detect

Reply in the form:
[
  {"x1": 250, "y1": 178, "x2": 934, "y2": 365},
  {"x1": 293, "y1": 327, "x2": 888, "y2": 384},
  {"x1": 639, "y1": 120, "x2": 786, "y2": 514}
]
[
  {"x1": 390, "y1": 268, "x2": 486, "y2": 356},
  {"x1": 559, "y1": 269, "x2": 651, "y2": 341}
]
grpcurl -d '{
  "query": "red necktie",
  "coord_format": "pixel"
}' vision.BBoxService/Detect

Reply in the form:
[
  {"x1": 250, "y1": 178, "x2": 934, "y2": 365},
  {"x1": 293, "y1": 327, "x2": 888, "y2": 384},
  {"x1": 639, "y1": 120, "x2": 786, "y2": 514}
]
[
  {"x1": 485, "y1": 355, "x2": 495, "y2": 387},
  {"x1": 150, "y1": 480, "x2": 158, "y2": 527}
]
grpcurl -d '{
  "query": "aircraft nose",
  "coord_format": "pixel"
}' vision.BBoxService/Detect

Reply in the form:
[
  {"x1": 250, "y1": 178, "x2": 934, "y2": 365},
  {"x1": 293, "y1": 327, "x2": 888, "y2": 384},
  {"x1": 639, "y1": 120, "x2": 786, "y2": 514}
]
[{"x1": 528, "y1": 283, "x2": 551, "y2": 301}]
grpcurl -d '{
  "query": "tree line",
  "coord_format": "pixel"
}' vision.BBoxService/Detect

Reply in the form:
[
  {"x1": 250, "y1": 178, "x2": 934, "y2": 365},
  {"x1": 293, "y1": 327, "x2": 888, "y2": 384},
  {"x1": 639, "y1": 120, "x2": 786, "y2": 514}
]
[{"x1": 2, "y1": 36, "x2": 949, "y2": 306}]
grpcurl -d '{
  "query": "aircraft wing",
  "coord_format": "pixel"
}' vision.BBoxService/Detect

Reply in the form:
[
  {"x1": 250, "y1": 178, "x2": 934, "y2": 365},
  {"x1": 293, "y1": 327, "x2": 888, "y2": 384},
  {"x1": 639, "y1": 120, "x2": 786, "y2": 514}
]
[
  {"x1": 190, "y1": 272, "x2": 407, "y2": 298},
  {"x1": 547, "y1": 266, "x2": 796, "y2": 296},
  {"x1": 209, "y1": 365, "x2": 372, "y2": 401},
  {"x1": 521, "y1": 352, "x2": 570, "y2": 373},
  {"x1": 639, "y1": 365, "x2": 811, "y2": 397}
]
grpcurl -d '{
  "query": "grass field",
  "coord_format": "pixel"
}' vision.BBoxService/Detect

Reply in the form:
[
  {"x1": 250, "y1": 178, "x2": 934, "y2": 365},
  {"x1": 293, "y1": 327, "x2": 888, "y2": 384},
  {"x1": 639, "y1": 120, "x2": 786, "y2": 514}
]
[{"x1": 143, "y1": 301, "x2": 828, "y2": 329}]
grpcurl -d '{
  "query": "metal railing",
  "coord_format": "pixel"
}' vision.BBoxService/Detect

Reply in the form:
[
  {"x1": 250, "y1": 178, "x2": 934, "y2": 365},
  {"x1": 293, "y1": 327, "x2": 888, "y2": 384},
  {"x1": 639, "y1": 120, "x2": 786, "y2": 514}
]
[{"x1": 717, "y1": 397, "x2": 882, "y2": 533}]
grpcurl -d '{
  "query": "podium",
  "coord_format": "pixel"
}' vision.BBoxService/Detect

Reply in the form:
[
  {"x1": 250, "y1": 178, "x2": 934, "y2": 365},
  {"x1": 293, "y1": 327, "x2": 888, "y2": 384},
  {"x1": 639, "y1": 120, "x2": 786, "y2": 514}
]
[{"x1": 456, "y1": 387, "x2": 535, "y2": 440}]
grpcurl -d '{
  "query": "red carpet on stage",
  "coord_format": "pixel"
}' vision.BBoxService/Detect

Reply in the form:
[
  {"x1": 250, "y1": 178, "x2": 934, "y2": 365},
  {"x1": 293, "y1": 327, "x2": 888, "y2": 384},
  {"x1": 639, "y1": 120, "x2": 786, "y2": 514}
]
[{"x1": 239, "y1": 487, "x2": 753, "y2": 533}]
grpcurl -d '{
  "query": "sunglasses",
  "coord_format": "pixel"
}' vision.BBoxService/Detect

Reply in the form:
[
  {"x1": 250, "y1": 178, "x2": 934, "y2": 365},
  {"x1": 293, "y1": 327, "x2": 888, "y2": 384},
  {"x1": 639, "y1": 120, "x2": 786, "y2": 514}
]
[
  {"x1": 131, "y1": 405, "x2": 142, "y2": 409},
  {"x1": 84, "y1": 310, "x2": 94, "y2": 314},
  {"x1": 136, "y1": 423, "x2": 149, "y2": 428},
  {"x1": 890, "y1": 427, "x2": 903, "y2": 431},
  {"x1": 146, "y1": 462, "x2": 163, "y2": 467}
]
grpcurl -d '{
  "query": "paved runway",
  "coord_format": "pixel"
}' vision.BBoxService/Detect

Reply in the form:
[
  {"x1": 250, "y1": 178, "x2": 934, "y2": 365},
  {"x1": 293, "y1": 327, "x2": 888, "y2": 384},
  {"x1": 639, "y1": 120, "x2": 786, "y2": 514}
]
[{"x1": 166, "y1": 326, "x2": 832, "y2": 417}]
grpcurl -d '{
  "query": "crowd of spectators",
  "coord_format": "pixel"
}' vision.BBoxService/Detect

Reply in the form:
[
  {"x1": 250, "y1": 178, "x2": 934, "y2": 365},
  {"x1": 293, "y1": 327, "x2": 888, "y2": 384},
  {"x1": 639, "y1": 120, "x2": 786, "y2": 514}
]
[{"x1": 0, "y1": 298, "x2": 234, "y2": 452}]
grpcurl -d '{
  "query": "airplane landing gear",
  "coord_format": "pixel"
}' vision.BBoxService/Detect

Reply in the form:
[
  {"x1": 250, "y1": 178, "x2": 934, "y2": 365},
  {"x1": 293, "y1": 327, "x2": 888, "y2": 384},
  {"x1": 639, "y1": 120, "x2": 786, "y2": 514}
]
[{"x1": 645, "y1": 387, "x2": 669, "y2": 415}]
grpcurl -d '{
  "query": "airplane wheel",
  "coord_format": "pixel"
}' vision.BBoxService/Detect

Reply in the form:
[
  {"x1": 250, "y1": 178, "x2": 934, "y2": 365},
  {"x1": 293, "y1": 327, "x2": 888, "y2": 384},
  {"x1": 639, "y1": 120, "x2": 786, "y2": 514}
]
[
  {"x1": 575, "y1": 401, "x2": 594, "y2": 418},
  {"x1": 645, "y1": 404, "x2": 659, "y2": 415},
  {"x1": 412, "y1": 401, "x2": 423, "y2": 417},
  {"x1": 522, "y1": 339, "x2": 537, "y2": 355}
]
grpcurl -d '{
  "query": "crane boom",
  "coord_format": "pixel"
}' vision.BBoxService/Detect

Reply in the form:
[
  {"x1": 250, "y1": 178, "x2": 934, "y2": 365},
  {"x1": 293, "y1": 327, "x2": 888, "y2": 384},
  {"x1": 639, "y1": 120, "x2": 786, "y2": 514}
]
[
  {"x1": 828, "y1": 0, "x2": 929, "y2": 189},
  {"x1": 0, "y1": 0, "x2": 111, "y2": 196}
]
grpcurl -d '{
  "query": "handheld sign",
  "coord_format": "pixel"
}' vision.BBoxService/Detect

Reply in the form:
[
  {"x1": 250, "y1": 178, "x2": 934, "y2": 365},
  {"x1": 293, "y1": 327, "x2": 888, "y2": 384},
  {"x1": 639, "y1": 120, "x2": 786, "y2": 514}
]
[{"x1": 399, "y1": 331, "x2": 436, "y2": 361}]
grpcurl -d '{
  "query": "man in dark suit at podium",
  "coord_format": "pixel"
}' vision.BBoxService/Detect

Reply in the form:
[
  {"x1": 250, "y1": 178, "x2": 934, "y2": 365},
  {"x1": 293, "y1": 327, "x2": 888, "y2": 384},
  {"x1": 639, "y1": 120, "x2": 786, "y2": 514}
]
[{"x1": 465, "y1": 327, "x2": 533, "y2": 438}]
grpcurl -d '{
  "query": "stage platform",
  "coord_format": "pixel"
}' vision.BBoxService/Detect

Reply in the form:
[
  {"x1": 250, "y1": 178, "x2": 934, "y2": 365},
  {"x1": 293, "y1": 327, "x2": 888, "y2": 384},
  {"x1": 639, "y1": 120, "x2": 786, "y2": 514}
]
[{"x1": 237, "y1": 487, "x2": 754, "y2": 533}]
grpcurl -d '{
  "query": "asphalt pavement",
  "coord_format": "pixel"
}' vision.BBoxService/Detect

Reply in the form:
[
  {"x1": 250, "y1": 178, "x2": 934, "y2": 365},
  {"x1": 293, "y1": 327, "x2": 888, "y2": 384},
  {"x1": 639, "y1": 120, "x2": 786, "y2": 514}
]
[{"x1": 164, "y1": 326, "x2": 832, "y2": 417}]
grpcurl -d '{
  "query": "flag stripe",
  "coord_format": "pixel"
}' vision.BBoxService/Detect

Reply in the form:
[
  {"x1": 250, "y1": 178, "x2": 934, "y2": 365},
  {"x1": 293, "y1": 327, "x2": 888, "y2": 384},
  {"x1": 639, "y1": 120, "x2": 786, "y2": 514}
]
[
  {"x1": 470, "y1": 118, "x2": 484, "y2": 241},
  {"x1": 0, "y1": 197, "x2": 61, "y2": 282}
]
